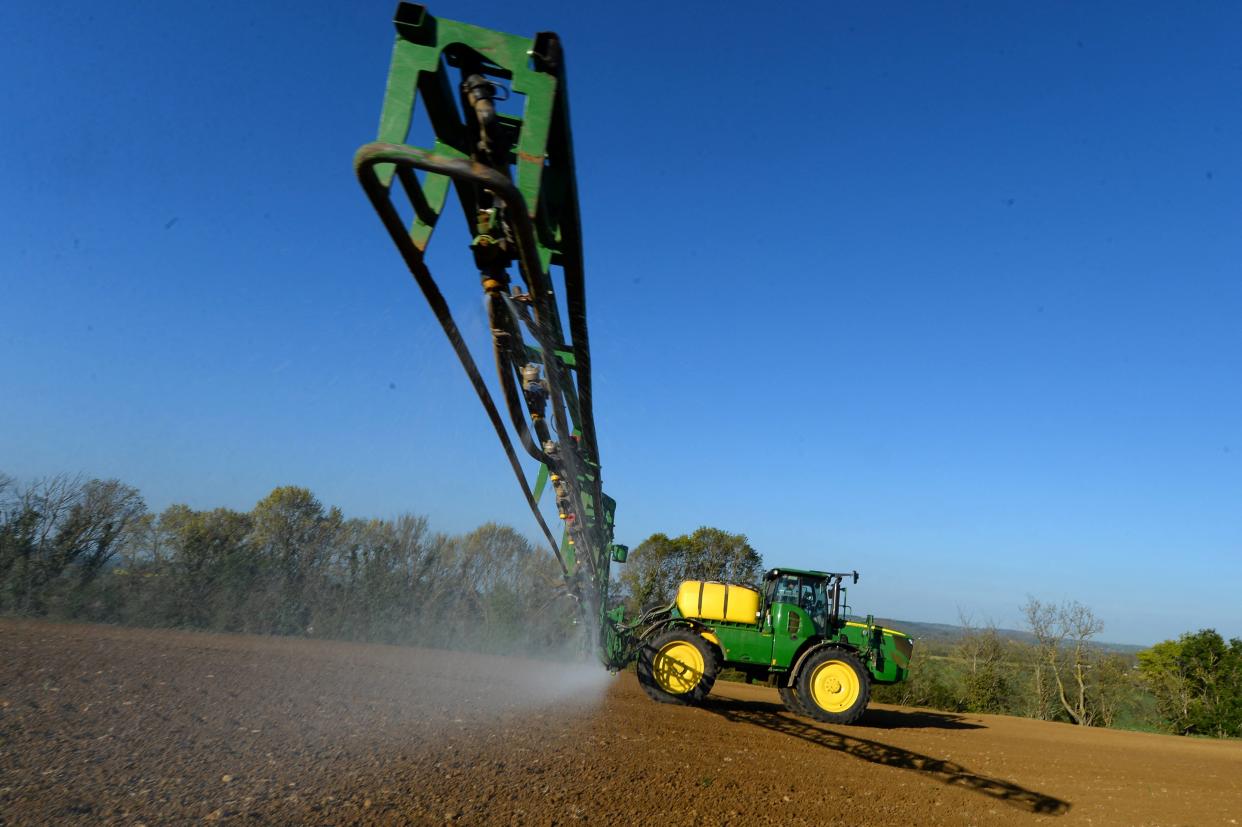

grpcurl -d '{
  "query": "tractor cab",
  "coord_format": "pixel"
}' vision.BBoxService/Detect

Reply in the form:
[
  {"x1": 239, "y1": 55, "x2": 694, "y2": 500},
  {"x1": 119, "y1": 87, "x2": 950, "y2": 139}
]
[{"x1": 762, "y1": 567, "x2": 857, "y2": 636}]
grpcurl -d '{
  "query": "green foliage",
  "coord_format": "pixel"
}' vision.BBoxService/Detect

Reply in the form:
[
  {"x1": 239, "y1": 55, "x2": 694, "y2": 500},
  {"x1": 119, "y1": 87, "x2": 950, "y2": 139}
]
[
  {"x1": 1106, "y1": 677, "x2": 1164, "y2": 733},
  {"x1": 962, "y1": 661, "x2": 1012, "y2": 714},
  {"x1": 872, "y1": 650, "x2": 963, "y2": 711},
  {"x1": 1137, "y1": 630, "x2": 1242, "y2": 737},
  {"x1": 1090, "y1": 652, "x2": 1138, "y2": 729},
  {"x1": 617, "y1": 527, "x2": 763, "y2": 614},
  {"x1": 956, "y1": 622, "x2": 1013, "y2": 714},
  {"x1": 872, "y1": 624, "x2": 1166, "y2": 734},
  {"x1": 156, "y1": 504, "x2": 257, "y2": 630}
]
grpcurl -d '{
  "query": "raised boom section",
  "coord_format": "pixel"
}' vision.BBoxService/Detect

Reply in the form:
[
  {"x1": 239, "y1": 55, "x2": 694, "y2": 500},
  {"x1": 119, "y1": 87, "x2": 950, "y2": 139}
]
[{"x1": 354, "y1": 3, "x2": 623, "y2": 643}]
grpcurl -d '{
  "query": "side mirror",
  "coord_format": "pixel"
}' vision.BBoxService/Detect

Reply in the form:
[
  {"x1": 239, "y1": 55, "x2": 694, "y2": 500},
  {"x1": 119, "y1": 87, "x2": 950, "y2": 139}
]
[{"x1": 609, "y1": 544, "x2": 629, "y2": 563}]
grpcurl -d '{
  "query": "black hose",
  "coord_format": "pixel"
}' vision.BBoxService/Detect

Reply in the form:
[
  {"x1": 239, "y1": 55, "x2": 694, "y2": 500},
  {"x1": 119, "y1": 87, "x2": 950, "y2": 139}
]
[{"x1": 355, "y1": 150, "x2": 569, "y2": 579}]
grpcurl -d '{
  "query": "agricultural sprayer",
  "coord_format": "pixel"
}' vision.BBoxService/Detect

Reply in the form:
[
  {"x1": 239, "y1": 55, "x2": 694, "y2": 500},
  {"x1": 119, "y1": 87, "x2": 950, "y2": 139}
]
[{"x1": 355, "y1": 3, "x2": 912, "y2": 724}]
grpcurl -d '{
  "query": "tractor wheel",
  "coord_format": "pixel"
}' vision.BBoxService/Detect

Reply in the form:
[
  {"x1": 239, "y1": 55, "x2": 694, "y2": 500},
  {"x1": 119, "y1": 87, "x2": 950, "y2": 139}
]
[
  {"x1": 778, "y1": 685, "x2": 808, "y2": 715},
  {"x1": 636, "y1": 628, "x2": 720, "y2": 705},
  {"x1": 795, "y1": 647, "x2": 870, "y2": 724}
]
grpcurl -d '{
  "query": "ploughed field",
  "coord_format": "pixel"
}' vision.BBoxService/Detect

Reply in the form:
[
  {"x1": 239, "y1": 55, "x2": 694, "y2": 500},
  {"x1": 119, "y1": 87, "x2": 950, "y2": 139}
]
[{"x1": 2, "y1": 620, "x2": 1240, "y2": 826}]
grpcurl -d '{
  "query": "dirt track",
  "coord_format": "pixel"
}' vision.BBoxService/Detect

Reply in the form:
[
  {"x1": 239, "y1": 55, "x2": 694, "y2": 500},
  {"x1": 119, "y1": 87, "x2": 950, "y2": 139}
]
[{"x1": 2, "y1": 620, "x2": 1240, "y2": 825}]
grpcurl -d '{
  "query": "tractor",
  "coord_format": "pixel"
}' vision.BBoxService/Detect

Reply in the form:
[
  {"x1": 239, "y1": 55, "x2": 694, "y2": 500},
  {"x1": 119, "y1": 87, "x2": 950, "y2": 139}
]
[{"x1": 619, "y1": 569, "x2": 912, "y2": 724}]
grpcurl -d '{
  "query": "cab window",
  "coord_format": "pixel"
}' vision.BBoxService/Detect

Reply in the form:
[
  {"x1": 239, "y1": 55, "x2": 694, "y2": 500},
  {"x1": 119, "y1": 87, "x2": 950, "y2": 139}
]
[{"x1": 772, "y1": 575, "x2": 800, "y2": 605}]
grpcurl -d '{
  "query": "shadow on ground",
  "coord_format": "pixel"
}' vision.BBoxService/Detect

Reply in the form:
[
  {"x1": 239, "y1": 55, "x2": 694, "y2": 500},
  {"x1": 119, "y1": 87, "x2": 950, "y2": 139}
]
[
  {"x1": 702, "y1": 697, "x2": 1070, "y2": 816},
  {"x1": 861, "y1": 707, "x2": 983, "y2": 730}
]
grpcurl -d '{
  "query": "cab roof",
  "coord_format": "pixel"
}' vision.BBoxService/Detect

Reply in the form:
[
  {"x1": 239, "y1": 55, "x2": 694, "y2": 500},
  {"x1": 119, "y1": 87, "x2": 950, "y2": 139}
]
[
  {"x1": 764, "y1": 567, "x2": 859, "y2": 583},
  {"x1": 765, "y1": 567, "x2": 830, "y2": 579}
]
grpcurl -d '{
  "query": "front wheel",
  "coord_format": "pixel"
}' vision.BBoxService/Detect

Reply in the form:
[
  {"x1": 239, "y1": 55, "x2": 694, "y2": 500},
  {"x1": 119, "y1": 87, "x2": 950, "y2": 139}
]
[
  {"x1": 778, "y1": 685, "x2": 808, "y2": 715},
  {"x1": 795, "y1": 647, "x2": 870, "y2": 724},
  {"x1": 637, "y1": 628, "x2": 720, "y2": 705}
]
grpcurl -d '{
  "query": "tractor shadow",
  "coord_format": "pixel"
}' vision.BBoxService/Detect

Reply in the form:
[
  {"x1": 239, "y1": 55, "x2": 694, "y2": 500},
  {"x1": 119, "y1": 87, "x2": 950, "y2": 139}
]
[
  {"x1": 860, "y1": 707, "x2": 984, "y2": 730},
  {"x1": 701, "y1": 697, "x2": 1070, "y2": 816}
]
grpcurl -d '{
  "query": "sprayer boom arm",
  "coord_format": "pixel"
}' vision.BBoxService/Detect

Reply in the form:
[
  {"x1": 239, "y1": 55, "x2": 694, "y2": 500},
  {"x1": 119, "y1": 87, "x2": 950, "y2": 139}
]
[{"x1": 355, "y1": 3, "x2": 620, "y2": 642}]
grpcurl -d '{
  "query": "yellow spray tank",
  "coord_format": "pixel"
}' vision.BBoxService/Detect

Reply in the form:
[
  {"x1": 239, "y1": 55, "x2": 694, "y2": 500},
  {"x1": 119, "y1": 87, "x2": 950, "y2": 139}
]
[{"x1": 675, "y1": 581, "x2": 761, "y2": 625}]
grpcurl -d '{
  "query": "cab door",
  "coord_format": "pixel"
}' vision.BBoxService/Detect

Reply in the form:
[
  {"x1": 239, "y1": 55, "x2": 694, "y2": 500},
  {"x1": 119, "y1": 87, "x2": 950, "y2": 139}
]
[{"x1": 768, "y1": 574, "x2": 812, "y2": 668}]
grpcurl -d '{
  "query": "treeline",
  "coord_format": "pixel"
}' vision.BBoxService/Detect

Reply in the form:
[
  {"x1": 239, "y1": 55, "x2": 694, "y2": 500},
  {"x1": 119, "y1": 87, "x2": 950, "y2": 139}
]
[
  {"x1": 871, "y1": 607, "x2": 1149, "y2": 729},
  {"x1": 0, "y1": 473, "x2": 576, "y2": 656},
  {"x1": 872, "y1": 604, "x2": 1242, "y2": 738}
]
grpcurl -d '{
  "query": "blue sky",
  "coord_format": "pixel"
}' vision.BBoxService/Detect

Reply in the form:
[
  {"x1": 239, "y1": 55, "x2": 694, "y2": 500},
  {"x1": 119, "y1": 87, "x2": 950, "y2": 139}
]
[{"x1": 1, "y1": 1, "x2": 1238, "y2": 645}]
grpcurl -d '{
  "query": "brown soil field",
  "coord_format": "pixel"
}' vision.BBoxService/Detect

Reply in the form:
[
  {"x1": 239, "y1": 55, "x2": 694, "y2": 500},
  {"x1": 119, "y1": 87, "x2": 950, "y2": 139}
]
[{"x1": 2, "y1": 619, "x2": 1240, "y2": 826}]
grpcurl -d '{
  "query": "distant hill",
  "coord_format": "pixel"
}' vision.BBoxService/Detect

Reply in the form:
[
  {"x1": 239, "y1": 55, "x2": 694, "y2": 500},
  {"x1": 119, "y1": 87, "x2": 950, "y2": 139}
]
[{"x1": 865, "y1": 617, "x2": 1147, "y2": 654}]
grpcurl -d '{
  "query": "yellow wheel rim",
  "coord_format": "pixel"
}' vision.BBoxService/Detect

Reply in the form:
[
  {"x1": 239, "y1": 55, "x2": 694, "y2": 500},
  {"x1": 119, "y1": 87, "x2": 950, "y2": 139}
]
[
  {"x1": 809, "y1": 660, "x2": 860, "y2": 713},
  {"x1": 653, "y1": 641, "x2": 705, "y2": 694}
]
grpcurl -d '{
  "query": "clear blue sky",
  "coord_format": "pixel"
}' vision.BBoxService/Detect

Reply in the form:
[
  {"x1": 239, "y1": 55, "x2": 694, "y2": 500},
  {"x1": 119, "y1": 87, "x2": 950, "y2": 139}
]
[{"x1": 2, "y1": 1, "x2": 1238, "y2": 645}]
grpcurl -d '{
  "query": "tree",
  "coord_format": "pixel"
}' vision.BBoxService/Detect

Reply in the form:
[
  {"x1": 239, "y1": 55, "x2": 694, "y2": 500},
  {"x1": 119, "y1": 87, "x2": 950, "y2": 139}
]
[
  {"x1": 1021, "y1": 597, "x2": 1104, "y2": 726},
  {"x1": 249, "y1": 486, "x2": 343, "y2": 634},
  {"x1": 455, "y1": 523, "x2": 564, "y2": 649},
  {"x1": 1090, "y1": 652, "x2": 1135, "y2": 729},
  {"x1": 0, "y1": 474, "x2": 83, "y2": 612},
  {"x1": 0, "y1": 475, "x2": 146, "y2": 614},
  {"x1": 618, "y1": 527, "x2": 763, "y2": 614},
  {"x1": 956, "y1": 613, "x2": 1013, "y2": 714},
  {"x1": 323, "y1": 514, "x2": 436, "y2": 642},
  {"x1": 0, "y1": 474, "x2": 40, "y2": 608},
  {"x1": 1138, "y1": 630, "x2": 1242, "y2": 737},
  {"x1": 159, "y1": 504, "x2": 256, "y2": 629},
  {"x1": 55, "y1": 478, "x2": 147, "y2": 585}
]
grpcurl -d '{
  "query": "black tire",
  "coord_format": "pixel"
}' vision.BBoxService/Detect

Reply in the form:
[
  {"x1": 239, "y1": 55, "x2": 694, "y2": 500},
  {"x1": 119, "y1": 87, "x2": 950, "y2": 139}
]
[
  {"x1": 636, "y1": 628, "x2": 720, "y2": 705},
  {"x1": 778, "y1": 684, "x2": 808, "y2": 715},
  {"x1": 795, "y1": 647, "x2": 871, "y2": 724}
]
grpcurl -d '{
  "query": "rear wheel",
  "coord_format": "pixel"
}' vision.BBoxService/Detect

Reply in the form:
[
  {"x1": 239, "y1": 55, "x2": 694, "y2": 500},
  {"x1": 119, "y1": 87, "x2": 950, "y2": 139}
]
[
  {"x1": 795, "y1": 647, "x2": 870, "y2": 724},
  {"x1": 637, "y1": 628, "x2": 720, "y2": 705}
]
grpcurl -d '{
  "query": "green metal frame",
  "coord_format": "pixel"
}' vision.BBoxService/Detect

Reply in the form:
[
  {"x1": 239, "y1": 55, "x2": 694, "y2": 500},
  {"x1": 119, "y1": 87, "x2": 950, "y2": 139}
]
[
  {"x1": 355, "y1": 4, "x2": 619, "y2": 644},
  {"x1": 354, "y1": 7, "x2": 912, "y2": 695}
]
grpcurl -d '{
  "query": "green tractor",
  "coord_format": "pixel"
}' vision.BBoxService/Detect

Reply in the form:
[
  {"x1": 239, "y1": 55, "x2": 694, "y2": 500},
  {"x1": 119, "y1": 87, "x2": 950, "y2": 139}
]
[{"x1": 613, "y1": 569, "x2": 913, "y2": 724}]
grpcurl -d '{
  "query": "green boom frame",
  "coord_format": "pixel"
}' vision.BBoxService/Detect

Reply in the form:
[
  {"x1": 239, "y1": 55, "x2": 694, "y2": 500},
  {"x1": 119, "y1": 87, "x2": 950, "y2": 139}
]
[{"x1": 354, "y1": 4, "x2": 623, "y2": 646}]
